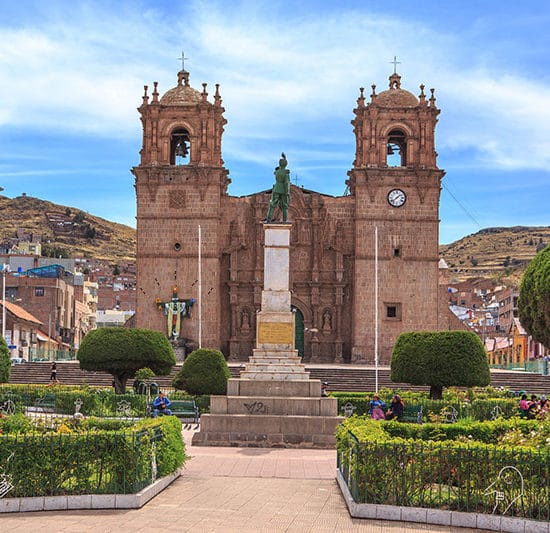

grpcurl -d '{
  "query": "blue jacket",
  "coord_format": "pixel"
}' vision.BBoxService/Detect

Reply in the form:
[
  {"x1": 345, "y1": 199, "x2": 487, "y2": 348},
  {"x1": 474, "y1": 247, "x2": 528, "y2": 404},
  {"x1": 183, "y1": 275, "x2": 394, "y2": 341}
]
[{"x1": 153, "y1": 395, "x2": 171, "y2": 410}]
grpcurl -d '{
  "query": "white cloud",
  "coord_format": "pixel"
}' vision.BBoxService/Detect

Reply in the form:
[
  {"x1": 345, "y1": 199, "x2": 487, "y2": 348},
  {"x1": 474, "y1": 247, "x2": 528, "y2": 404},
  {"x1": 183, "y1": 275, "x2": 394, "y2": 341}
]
[{"x1": 1, "y1": 0, "x2": 550, "y2": 175}]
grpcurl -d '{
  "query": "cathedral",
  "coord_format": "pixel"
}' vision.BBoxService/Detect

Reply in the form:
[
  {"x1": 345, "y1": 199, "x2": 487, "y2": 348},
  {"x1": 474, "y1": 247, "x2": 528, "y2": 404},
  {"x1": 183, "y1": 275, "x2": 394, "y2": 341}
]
[{"x1": 133, "y1": 67, "x2": 454, "y2": 364}]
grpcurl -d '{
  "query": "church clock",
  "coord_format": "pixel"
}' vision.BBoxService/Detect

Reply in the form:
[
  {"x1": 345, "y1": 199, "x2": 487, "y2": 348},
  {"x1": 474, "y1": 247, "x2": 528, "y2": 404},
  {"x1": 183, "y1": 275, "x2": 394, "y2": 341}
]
[{"x1": 387, "y1": 188, "x2": 406, "y2": 207}]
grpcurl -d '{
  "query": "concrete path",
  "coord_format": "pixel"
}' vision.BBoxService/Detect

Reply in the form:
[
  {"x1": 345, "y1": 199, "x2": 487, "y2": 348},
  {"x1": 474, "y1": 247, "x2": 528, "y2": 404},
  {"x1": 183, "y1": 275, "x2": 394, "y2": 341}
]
[{"x1": 1, "y1": 429, "x2": 483, "y2": 532}]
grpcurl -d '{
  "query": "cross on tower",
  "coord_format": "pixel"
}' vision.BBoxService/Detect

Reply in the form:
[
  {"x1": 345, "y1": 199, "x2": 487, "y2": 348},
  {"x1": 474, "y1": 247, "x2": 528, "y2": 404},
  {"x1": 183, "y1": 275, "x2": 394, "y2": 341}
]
[
  {"x1": 389, "y1": 55, "x2": 401, "y2": 74},
  {"x1": 178, "y1": 51, "x2": 189, "y2": 71}
]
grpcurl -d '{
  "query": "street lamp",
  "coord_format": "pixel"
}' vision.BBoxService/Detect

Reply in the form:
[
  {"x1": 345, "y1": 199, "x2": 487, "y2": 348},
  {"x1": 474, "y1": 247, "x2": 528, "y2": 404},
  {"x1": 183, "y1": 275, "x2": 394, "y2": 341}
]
[{"x1": 1, "y1": 264, "x2": 10, "y2": 343}]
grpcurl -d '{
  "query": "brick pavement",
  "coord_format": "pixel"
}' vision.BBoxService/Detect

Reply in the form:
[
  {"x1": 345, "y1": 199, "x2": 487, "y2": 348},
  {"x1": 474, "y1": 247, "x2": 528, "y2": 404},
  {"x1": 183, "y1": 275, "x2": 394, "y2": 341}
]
[{"x1": 0, "y1": 429, "x2": 483, "y2": 532}]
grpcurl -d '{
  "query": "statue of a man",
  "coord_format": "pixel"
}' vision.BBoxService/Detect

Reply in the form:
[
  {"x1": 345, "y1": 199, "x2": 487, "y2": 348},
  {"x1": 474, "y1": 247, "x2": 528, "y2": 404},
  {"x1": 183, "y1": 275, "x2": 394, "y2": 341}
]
[{"x1": 265, "y1": 152, "x2": 290, "y2": 223}]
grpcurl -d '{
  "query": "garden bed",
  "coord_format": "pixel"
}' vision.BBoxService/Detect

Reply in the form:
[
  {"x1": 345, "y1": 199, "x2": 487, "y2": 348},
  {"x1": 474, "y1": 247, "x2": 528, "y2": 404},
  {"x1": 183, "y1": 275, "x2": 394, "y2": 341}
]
[{"x1": 336, "y1": 416, "x2": 550, "y2": 524}]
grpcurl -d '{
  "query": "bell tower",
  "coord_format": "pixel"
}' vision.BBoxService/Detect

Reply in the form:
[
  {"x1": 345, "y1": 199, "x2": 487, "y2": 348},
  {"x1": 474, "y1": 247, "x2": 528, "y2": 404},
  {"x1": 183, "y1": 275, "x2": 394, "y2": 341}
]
[
  {"x1": 346, "y1": 71, "x2": 445, "y2": 362},
  {"x1": 132, "y1": 69, "x2": 229, "y2": 350}
]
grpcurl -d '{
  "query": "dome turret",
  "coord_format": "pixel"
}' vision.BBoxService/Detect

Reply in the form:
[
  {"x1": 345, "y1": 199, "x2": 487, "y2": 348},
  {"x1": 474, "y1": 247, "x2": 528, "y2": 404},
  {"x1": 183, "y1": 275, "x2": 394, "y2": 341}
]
[
  {"x1": 374, "y1": 72, "x2": 418, "y2": 108},
  {"x1": 160, "y1": 70, "x2": 202, "y2": 106}
]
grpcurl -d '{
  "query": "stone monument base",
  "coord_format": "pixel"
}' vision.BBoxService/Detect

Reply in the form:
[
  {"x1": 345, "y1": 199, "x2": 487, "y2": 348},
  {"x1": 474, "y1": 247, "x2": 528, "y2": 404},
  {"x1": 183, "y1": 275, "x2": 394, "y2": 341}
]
[{"x1": 192, "y1": 377, "x2": 341, "y2": 448}]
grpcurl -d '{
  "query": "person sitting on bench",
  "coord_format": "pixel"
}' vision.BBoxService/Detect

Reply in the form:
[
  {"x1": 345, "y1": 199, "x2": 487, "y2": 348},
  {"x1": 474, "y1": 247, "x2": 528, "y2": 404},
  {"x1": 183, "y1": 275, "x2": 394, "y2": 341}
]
[{"x1": 153, "y1": 391, "x2": 172, "y2": 417}]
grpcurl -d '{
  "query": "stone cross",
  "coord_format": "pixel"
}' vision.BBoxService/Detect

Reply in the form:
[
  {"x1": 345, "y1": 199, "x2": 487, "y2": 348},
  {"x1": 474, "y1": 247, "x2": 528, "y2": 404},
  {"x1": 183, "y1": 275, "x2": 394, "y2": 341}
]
[
  {"x1": 389, "y1": 55, "x2": 401, "y2": 74},
  {"x1": 178, "y1": 51, "x2": 189, "y2": 71}
]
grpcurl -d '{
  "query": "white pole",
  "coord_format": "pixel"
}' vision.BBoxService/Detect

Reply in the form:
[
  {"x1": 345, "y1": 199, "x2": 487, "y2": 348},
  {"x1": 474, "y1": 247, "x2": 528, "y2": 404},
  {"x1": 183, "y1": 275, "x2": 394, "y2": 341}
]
[
  {"x1": 1, "y1": 264, "x2": 7, "y2": 342},
  {"x1": 374, "y1": 226, "x2": 379, "y2": 393},
  {"x1": 198, "y1": 225, "x2": 202, "y2": 349}
]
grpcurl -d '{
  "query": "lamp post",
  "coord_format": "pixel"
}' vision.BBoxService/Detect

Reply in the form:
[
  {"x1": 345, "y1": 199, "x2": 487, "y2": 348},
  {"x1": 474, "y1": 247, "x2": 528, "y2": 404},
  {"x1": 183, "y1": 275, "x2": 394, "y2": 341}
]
[{"x1": 1, "y1": 264, "x2": 10, "y2": 343}]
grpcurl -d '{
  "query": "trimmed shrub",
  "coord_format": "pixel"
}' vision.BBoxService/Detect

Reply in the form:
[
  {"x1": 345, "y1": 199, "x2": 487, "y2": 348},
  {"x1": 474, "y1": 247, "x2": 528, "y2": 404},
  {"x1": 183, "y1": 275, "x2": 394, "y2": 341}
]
[
  {"x1": 391, "y1": 331, "x2": 490, "y2": 399},
  {"x1": 173, "y1": 348, "x2": 230, "y2": 395},
  {"x1": 0, "y1": 336, "x2": 10, "y2": 383},
  {"x1": 77, "y1": 327, "x2": 176, "y2": 393}
]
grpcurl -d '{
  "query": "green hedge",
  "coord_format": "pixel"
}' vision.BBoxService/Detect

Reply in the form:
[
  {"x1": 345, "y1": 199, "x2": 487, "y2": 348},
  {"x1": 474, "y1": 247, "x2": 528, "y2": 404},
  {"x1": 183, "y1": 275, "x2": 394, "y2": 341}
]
[
  {"x1": 337, "y1": 417, "x2": 550, "y2": 521},
  {"x1": 0, "y1": 416, "x2": 186, "y2": 497},
  {"x1": 0, "y1": 385, "x2": 210, "y2": 416},
  {"x1": 332, "y1": 394, "x2": 519, "y2": 421}
]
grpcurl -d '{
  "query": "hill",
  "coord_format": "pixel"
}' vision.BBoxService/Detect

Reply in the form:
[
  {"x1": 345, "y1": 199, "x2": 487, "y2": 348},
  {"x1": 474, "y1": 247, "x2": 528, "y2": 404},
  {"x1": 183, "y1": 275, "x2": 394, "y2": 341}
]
[
  {"x1": 439, "y1": 226, "x2": 550, "y2": 285},
  {"x1": 0, "y1": 194, "x2": 136, "y2": 262},
  {"x1": 1, "y1": 194, "x2": 548, "y2": 284}
]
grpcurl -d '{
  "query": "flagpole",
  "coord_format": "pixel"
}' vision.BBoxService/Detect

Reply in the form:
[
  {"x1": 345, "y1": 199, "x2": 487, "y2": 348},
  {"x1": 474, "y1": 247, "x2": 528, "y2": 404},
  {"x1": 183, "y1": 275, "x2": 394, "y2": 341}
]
[
  {"x1": 374, "y1": 226, "x2": 379, "y2": 393},
  {"x1": 198, "y1": 225, "x2": 202, "y2": 349}
]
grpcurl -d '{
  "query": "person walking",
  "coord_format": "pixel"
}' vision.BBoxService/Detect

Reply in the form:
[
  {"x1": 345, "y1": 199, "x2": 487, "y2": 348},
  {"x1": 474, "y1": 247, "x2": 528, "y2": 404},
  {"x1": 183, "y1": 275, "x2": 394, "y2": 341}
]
[{"x1": 49, "y1": 361, "x2": 57, "y2": 383}]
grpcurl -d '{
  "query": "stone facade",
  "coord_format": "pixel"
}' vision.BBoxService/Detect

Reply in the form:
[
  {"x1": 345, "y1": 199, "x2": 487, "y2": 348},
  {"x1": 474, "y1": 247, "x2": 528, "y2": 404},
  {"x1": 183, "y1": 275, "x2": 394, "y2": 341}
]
[{"x1": 133, "y1": 69, "x2": 449, "y2": 364}]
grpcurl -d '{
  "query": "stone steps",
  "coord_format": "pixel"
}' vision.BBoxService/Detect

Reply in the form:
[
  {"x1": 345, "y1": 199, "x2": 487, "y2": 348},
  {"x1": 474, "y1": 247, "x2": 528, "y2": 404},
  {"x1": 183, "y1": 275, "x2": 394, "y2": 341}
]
[
  {"x1": 211, "y1": 395, "x2": 337, "y2": 416},
  {"x1": 8, "y1": 362, "x2": 549, "y2": 395},
  {"x1": 192, "y1": 413, "x2": 340, "y2": 448}
]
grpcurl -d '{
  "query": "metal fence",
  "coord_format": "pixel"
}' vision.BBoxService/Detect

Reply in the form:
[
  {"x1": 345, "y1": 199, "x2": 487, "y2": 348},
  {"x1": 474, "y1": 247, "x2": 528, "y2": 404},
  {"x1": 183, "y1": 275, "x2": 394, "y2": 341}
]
[
  {"x1": 28, "y1": 347, "x2": 77, "y2": 361},
  {"x1": 491, "y1": 358, "x2": 548, "y2": 375},
  {"x1": 338, "y1": 430, "x2": 550, "y2": 522},
  {"x1": 0, "y1": 428, "x2": 163, "y2": 497}
]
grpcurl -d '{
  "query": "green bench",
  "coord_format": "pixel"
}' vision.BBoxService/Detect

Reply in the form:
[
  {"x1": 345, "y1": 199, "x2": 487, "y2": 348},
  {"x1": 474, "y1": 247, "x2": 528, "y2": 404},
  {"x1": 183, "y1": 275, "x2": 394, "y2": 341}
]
[
  {"x1": 148, "y1": 399, "x2": 200, "y2": 422},
  {"x1": 33, "y1": 393, "x2": 56, "y2": 412},
  {"x1": 400, "y1": 404, "x2": 423, "y2": 423}
]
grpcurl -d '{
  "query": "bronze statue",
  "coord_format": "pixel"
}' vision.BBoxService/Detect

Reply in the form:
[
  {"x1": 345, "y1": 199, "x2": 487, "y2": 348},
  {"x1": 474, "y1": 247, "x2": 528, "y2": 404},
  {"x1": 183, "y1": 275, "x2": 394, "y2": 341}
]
[{"x1": 265, "y1": 152, "x2": 290, "y2": 222}]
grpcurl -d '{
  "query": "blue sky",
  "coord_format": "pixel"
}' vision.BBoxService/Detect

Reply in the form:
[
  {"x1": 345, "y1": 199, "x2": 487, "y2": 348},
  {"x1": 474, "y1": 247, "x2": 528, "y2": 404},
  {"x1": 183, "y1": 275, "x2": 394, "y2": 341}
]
[{"x1": 1, "y1": 0, "x2": 549, "y2": 244}]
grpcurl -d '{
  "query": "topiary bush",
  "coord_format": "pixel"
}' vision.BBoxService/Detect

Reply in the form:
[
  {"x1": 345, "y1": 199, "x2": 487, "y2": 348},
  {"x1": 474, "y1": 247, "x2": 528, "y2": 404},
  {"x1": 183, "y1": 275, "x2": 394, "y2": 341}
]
[
  {"x1": 173, "y1": 348, "x2": 230, "y2": 395},
  {"x1": 77, "y1": 327, "x2": 176, "y2": 394},
  {"x1": 391, "y1": 331, "x2": 490, "y2": 399},
  {"x1": 0, "y1": 336, "x2": 10, "y2": 383}
]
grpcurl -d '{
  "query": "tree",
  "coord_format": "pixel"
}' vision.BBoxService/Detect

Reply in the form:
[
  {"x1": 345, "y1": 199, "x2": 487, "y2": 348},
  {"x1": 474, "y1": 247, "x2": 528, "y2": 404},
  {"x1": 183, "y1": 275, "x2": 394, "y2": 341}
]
[
  {"x1": 0, "y1": 336, "x2": 10, "y2": 383},
  {"x1": 518, "y1": 245, "x2": 550, "y2": 348},
  {"x1": 173, "y1": 348, "x2": 230, "y2": 395},
  {"x1": 77, "y1": 327, "x2": 176, "y2": 393},
  {"x1": 390, "y1": 331, "x2": 490, "y2": 399}
]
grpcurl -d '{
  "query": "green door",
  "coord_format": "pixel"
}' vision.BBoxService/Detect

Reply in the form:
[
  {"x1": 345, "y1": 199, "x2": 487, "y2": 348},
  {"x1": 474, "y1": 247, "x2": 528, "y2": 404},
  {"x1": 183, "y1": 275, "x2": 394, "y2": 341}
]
[{"x1": 292, "y1": 305, "x2": 305, "y2": 358}]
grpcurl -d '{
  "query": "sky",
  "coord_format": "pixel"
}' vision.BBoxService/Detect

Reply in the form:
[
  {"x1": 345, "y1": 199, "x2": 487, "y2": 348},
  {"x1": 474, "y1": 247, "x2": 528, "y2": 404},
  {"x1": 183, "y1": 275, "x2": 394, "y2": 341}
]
[{"x1": 1, "y1": 0, "x2": 549, "y2": 245}]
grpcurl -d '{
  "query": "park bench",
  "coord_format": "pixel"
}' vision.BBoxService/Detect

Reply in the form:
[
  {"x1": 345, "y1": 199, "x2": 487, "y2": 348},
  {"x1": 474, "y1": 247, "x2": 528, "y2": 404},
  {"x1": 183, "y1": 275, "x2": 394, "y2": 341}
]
[
  {"x1": 400, "y1": 404, "x2": 423, "y2": 423},
  {"x1": 33, "y1": 393, "x2": 56, "y2": 413},
  {"x1": 148, "y1": 399, "x2": 200, "y2": 423}
]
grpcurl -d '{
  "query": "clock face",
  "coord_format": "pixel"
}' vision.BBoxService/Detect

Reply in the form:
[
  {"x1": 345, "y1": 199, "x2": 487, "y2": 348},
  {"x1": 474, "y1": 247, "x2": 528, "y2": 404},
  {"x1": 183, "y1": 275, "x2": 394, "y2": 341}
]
[{"x1": 387, "y1": 189, "x2": 406, "y2": 207}]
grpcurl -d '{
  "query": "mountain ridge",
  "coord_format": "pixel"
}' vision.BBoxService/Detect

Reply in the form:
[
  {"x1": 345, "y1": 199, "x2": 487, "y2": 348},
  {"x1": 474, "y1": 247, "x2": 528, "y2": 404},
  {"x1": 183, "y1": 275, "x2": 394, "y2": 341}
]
[{"x1": 1, "y1": 194, "x2": 548, "y2": 283}]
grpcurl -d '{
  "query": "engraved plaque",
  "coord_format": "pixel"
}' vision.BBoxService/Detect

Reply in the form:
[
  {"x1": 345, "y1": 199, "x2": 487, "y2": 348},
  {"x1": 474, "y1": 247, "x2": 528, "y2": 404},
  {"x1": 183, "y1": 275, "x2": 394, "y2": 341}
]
[{"x1": 257, "y1": 322, "x2": 293, "y2": 344}]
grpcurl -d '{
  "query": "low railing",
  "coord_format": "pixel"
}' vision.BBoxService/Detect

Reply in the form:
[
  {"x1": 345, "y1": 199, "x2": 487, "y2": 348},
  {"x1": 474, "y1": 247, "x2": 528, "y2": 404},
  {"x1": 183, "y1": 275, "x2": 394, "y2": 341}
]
[
  {"x1": 491, "y1": 358, "x2": 548, "y2": 374},
  {"x1": 0, "y1": 418, "x2": 184, "y2": 498},
  {"x1": 338, "y1": 429, "x2": 550, "y2": 522},
  {"x1": 28, "y1": 348, "x2": 77, "y2": 361}
]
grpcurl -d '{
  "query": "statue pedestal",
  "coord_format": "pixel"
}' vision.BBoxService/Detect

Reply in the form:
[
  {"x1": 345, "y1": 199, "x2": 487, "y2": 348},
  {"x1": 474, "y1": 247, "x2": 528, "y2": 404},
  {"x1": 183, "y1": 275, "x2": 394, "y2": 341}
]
[{"x1": 193, "y1": 223, "x2": 341, "y2": 448}]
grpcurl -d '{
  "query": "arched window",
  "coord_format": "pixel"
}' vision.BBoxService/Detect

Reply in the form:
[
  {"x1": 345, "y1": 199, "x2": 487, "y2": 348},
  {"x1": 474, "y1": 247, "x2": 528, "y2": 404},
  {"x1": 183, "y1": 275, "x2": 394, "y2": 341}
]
[
  {"x1": 386, "y1": 129, "x2": 407, "y2": 167},
  {"x1": 170, "y1": 128, "x2": 190, "y2": 165}
]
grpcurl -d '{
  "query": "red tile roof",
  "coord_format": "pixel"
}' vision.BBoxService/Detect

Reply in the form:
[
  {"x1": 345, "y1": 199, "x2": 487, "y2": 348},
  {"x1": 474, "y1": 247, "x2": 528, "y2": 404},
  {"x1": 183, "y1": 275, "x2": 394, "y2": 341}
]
[{"x1": 0, "y1": 300, "x2": 42, "y2": 325}]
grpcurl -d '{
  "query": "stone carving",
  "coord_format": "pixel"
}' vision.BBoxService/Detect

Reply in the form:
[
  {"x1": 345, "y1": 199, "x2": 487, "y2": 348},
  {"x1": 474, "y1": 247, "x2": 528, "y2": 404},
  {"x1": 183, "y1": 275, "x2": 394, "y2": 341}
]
[
  {"x1": 240, "y1": 308, "x2": 251, "y2": 334},
  {"x1": 322, "y1": 309, "x2": 332, "y2": 335},
  {"x1": 169, "y1": 189, "x2": 186, "y2": 208}
]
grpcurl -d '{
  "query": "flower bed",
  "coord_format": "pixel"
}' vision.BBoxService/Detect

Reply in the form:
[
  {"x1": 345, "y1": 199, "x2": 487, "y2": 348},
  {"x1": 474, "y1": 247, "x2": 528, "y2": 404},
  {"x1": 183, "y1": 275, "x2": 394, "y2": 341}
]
[
  {"x1": 0, "y1": 415, "x2": 186, "y2": 497},
  {"x1": 337, "y1": 417, "x2": 550, "y2": 522}
]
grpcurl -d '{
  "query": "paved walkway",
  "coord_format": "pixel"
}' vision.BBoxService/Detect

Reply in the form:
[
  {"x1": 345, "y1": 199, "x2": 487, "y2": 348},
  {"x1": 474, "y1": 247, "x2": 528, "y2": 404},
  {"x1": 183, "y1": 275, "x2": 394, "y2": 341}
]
[{"x1": 1, "y1": 429, "x2": 483, "y2": 532}]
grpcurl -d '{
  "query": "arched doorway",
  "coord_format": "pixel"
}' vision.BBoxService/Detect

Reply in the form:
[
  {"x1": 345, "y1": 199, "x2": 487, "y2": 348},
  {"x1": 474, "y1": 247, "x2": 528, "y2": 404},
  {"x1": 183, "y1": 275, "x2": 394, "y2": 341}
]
[{"x1": 292, "y1": 305, "x2": 304, "y2": 358}]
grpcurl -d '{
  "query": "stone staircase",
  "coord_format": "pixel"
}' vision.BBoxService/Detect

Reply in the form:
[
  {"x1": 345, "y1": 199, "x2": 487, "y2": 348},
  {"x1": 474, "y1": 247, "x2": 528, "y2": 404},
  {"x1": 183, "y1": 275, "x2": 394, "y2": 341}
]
[{"x1": 8, "y1": 362, "x2": 549, "y2": 394}]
